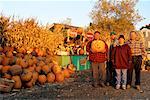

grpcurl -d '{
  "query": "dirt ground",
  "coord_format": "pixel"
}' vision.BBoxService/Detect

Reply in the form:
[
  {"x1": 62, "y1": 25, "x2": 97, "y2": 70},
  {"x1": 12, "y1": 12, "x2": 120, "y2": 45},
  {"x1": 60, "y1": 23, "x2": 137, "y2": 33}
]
[{"x1": 0, "y1": 70, "x2": 150, "y2": 100}]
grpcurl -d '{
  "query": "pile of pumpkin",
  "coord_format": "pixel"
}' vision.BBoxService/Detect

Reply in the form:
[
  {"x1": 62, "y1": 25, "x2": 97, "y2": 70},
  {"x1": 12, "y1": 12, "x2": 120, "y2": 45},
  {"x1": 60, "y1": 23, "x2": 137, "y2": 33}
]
[{"x1": 0, "y1": 46, "x2": 76, "y2": 89}]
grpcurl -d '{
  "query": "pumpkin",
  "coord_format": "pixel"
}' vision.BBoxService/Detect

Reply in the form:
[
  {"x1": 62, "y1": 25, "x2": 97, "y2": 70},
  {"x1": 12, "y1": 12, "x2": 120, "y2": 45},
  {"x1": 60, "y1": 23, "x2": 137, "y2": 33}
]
[
  {"x1": 67, "y1": 64, "x2": 76, "y2": 74},
  {"x1": 55, "y1": 72, "x2": 64, "y2": 82},
  {"x1": 12, "y1": 76, "x2": 22, "y2": 89},
  {"x1": 52, "y1": 65, "x2": 62, "y2": 74},
  {"x1": 38, "y1": 75, "x2": 47, "y2": 85},
  {"x1": 35, "y1": 66, "x2": 41, "y2": 73},
  {"x1": 9, "y1": 65, "x2": 22, "y2": 75},
  {"x1": 36, "y1": 49, "x2": 44, "y2": 57},
  {"x1": 9, "y1": 56, "x2": 17, "y2": 65},
  {"x1": 25, "y1": 78, "x2": 34, "y2": 88},
  {"x1": 20, "y1": 59, "x2": 28, "y2": 68},
  {"x1": 47, "y1": 63, "x2": 54, "y2": 69},
  {"x1": 79, "y1": 49, "x2": 84, "y2": 55},
  {"x1": 18, "y1": 47, "x2": 26, "y2": 54},
  {"x1": 47, "y1": 72, "x2": 55, "y2": 83},
  {"x1": 28, "y1": 59, "x2": 34, "y2": 66},
  {"x1": 41, "y1": 65, "x2": 50, "y2": 74},
  {"x1": 2, "y1": 57, "x2": 9, "y2": 65},
  {"x1": 2, "y1": 73, "x2": 12, "y2": 79},
  {"x1": 21, "y1": 69, "x2": 33, "y2": 82},
  {"x1": 32, "y1": 71, "x2": 39, "y2": 82},
  {"x1": 1, "y1": 65, "x2": 11, "y2": 73},
  {"x1": 0, "y1": 46, "x2": 3, "y2": 52},
  {"x1": 6, "y1": 51, "x2": 13, "y2": 58},
  {"x1": 62, "y1": 69, "x2": 70, "y2": 78},
  {"x1": 91, "y1": 40, "x2": 106, "y2": 53},
  {"x1": 27, "y1": 65, "x2": 36, "y2": 72}
]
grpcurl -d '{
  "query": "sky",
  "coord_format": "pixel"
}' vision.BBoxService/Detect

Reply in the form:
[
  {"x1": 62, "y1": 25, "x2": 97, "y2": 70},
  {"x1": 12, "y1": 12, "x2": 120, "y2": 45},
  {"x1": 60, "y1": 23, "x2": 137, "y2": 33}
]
[{"x1": 0, "y1": 0, "x2": 150, "y2": 30}]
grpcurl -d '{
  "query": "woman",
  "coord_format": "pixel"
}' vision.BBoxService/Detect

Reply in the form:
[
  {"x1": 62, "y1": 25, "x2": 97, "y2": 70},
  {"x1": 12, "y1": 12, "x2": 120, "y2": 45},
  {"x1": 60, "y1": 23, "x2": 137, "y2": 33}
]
[{"x1": 111, "y1": 35, "x2": 132, "y2": 90}]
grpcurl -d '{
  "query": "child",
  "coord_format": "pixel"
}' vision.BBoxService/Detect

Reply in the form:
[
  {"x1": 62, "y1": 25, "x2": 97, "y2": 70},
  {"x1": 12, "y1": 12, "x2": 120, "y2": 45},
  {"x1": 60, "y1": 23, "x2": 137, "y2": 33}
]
[{"x1": 111, "y1": 35, "x2": 132, "y2": 90}]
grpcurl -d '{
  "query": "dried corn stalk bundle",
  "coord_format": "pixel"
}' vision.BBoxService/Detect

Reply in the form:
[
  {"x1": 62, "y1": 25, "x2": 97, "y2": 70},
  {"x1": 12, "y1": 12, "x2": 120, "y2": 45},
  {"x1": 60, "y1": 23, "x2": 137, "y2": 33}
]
[{"x1": 0, "y1": 15, "x2": 64, "y2": 54}]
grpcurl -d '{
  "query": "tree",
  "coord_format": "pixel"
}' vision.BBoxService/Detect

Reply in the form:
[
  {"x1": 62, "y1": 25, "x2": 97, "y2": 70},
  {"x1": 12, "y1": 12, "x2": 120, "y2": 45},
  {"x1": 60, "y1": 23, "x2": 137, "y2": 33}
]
[{"x1": 90, "y1": 0, "x2": 142, "y2": 38}]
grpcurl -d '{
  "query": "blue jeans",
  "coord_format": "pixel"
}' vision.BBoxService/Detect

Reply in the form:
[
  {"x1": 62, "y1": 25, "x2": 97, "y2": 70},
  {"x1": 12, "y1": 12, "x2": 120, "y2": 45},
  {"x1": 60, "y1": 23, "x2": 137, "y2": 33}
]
[{"x1": 115, "y1": 69, "x2": 127, "y2": 85}]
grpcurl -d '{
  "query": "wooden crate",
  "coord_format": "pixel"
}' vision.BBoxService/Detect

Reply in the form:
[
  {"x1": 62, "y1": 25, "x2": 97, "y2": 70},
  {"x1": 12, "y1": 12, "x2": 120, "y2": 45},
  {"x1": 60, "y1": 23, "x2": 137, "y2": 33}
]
[{"x1": 0, "y1": 78, "x2": 15, "y2": 92}]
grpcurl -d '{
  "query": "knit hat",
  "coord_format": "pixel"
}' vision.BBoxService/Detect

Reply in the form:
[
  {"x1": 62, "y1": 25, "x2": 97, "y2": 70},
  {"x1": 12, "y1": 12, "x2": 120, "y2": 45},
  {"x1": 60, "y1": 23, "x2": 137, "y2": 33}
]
[
  {"x1": 118, "y1": 35, "x2": 125, "y2": 40},
  {"x1": 110, "y1": 31, "x2": 116, "y2": 35}
]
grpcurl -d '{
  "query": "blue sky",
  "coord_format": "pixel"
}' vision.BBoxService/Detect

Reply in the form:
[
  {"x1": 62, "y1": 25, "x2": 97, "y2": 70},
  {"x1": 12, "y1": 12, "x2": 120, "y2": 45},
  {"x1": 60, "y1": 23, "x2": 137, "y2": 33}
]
[{"x1": 0, "y1": 0, "x2": 150, "y2": 30}]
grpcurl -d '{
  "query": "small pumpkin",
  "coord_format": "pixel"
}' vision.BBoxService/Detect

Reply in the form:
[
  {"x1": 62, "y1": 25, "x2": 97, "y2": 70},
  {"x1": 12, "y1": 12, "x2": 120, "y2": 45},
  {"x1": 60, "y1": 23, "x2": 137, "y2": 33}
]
[
  {"x1": 52, "y1": 65, "x2": 62, "y2": 74},
  {"x1": 35, "y1": 66, "x2": 41, "y2": 73},
  {"x1": 79, "y1": 49, "x2": 84, "y2": 55},
  {"x1": 41, "y1": 65, "x2": 50, "y2": 74},
  {"x1": 27, "y1": 64, "x2": 36, "y2": 72},
  {"x1": 55, "y1": 72, "x2": 64, "y2": 82},
  {"x1": 9, "y1": 65, "x2": 22, "y2": 75},
  {"x1": 47, "y1": 72, "x2": 55, "y2": 83},
  {"x1": 38, "y1": 75, "x2": 47, "y2": 85},
  {"x1": 6, "y1": 51, "x2": 13, "y2": 57},
  {"x1": 67, "y1": 64, "x2": 76, "y2": 74},
  {"x1": 25, "y1": 78, "x2": 34, "y2": 88},
  {"x1": 1, "y1": 65, "x2": 11, "y2": 73},
  {"x1": 0, "y1": 46, "x2": 3, "y2": 52},
  {"x1": 2, "y1": 57, "x2": 9, "y2": 66},
  {"x1": 62, "y1": 68, "x2": 70, "y2": 78},
  {"x1": 12, "y1": 75, "x2": 22, "y2": 89},
  {"x1": 32, "y1": 71, "x2": 39, "y2": 82},
  {"x1": 21, "y1": 69, "x2": 33, "y2": 82}
]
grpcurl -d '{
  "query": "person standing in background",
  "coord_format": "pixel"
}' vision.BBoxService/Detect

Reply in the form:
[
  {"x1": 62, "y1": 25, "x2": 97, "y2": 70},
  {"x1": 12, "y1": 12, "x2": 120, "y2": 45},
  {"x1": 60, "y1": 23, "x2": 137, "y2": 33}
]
[{"x1": 106, "y1": 31, "x2": 118, "y2": 86}]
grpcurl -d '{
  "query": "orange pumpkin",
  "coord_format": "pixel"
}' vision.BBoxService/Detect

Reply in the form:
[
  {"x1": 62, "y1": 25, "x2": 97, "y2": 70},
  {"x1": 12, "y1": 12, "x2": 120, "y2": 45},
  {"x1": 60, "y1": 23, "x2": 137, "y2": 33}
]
[
  {"x1": 62, "y1": 69, "x2": 70, "y2": 78},
  {"x1": 67, "y1": 64, "x2": 76, "y2": 74},
  {"x1": 0, "y1": 46, "x2": 3, "y2": 52},
  {"x1": 18, "y1": 47, "x2": 26, "y2": 54},
  {"x1": 1, "y1": 65, "x2": 11, "y2": 73},
  {"x1": 38, "y1": 75, "x2": 47, "y2": 85},
  {"x1": 55, "y1": 72, "x2": 64, "y2": 82},
  {"x1": 12, "y1": 76, "x2": 22, "y2": 89},
  {"x1": 21, "y1": 69, "x2": 33, "y2": 82},
  {"x1": 27, "y1": 65, "x2": 36, "y2": 72},
  {"x1": 28, "y1": 59, "x2": 34, "y2": 66},
  {"x1": 35, "y1": 66, "x2": 41, "y2": 73},
  {"x1": 79, "y1": 49, "x2": 84, "y2": 55},
  {"x1": 9, "y1": 65, "x2": 22, "y2": 75},
  {"x1": 6, "y1": 51, "x2": 13, "y2": 57},
  {"x1": 25, "y1": 78, "x2": 34, "y2": 88},
  {"x1": 91, "y1": 40, "x2": 106, "y2": 53},
  {"x1": 41, "y1": 65, "x2": 50, "y2": 74},
  {"x1": 52, "y1": 65, "x2": 62, "y2": 74},
  {"x1": 32, "y1": 71, "x2": 39, "y2": 82},
  {"x1": 20, "y1": 59, "x2": 28, "y2": 68},
  {"x1": 47, "y1": 72, "x2": 55, "y2": 83},
  {"x1": 2, "y1": 57, "x2": 9, "y2": 65}
]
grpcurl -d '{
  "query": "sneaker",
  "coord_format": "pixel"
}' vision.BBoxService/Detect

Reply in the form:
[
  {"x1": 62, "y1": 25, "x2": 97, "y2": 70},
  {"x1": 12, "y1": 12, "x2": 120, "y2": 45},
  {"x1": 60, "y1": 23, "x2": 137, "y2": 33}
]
[
  {"x1": 92, "y1": 83, "x2": 98, "y2": 88},
  {"x1": 127, "y1": 85, "x2": 131, "y2": 89},
  {"x1": 99, "y1": 83, "x2": 106, "y2": 88},
  {"x1": 106, "y1": 82, "x2": 110, "y2": 86},
  {"x1": 116, "y1": 84, "x2": 120, "y2": 90},
  {"x1": 122, "y1": 85, "x2": 126, "y2": 90},
  {"x1": 135, "y1": 85, "x2": 144, "y2": 93}
]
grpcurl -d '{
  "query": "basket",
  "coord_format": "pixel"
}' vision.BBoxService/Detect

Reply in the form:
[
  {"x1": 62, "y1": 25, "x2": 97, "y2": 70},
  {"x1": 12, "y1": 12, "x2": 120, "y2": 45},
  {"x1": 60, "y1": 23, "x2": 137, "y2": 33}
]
[{"x1": 0, "y1": 78, "x2": 15, "y2": 92}]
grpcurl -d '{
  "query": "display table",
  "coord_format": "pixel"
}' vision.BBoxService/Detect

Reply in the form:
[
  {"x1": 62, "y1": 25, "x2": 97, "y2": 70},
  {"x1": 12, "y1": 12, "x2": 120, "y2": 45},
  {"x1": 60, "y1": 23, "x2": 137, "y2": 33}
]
[
  {"x1": 56, "y1": 55, "x2": 91, "y2": 71},
  {"x1": 71, "y1": 55, "x2": 91, "y2": 71},
  {"x1": 56, "y1": 55, "x2": 71, "y2": 67}
]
